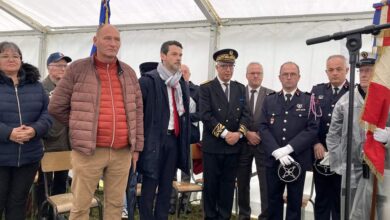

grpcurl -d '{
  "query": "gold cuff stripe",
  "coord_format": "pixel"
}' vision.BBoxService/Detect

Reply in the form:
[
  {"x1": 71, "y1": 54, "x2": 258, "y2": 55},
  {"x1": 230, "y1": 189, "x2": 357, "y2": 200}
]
[
  {"x1": 239, "y1": 124, "x2": 248, "y2": 136},
  {"x1": 212, "y1": 123, "x2": 225, "y2": 137}
]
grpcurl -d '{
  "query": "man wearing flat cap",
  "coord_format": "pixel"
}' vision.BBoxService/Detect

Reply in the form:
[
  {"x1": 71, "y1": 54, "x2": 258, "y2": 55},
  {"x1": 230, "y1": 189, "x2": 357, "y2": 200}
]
[
  {"x1": 200, "y1": 48, "x2": 250, "y2": 219},
  {"x1": 326, "y1": 52, "x2": 377, "y2": 219},
  {"x1": 36, "y1": 52, "x2": 72, "y2": 217}
]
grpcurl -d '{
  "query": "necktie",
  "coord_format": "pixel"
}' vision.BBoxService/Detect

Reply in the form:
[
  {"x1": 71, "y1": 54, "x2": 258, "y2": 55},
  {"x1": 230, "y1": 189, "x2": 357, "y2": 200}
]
[
  {"x1": 333, "y1": 87, "x2": 339, "y2": 96},
  {"x1": 285, "y1": 93, "x2": 292, "y2": 104},
  {"x1": 250, "y1": 89, "x2": 256, "y2": 114},
  {"x1": 223, "y1": 83, "x2": 229, "y2": 100},
  {"x1": 171, "y1": 87, "x2": 180, "y2": 137}
]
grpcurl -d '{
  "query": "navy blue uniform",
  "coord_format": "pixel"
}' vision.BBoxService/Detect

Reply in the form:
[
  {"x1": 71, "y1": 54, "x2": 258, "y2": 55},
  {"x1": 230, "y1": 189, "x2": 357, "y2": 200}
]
[
  {"x1": 311, "y1": 82, "x2": 349, "y2": 220},
  {"x1": 259, "y1": 90, "x2": 319, "y2": 220},
  {"x1": 200, "y1": 78, "x2": 250, "y2": 220}
]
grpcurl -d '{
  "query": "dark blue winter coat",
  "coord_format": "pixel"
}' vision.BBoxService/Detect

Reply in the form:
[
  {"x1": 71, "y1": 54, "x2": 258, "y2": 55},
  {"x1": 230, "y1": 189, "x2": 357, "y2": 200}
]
[
  {"x1": 0, "y1": 63, "x2": 52, "y2": 167},
  {"x1": 138, "y1": 70, "x2": 190, "y2": 179}
]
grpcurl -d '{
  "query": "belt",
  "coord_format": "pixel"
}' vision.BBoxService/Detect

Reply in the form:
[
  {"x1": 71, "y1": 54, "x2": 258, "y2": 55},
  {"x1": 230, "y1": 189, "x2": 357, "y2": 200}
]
[{"x1": 167, "y1": 129, "x2": 175, "y2": 135}]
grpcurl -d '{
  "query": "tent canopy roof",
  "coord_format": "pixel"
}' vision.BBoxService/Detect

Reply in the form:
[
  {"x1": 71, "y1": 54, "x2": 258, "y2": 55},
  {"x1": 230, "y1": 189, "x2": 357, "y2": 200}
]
[{"x1": 0, "y1": 0, "x2": 377, "y2": 32}]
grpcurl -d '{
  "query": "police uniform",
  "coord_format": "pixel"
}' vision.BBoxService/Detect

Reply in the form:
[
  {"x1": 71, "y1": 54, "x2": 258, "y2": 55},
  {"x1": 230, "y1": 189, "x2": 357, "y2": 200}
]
[
  {"x1": 200, "y1": 49, "x2": 250, "y2": 220},
  {"x1": 310, "y1": 81, "x2": 349, "y2": 220},
  {"x1": 259, "y1": 90, "x2": 319, "y2": 220}
]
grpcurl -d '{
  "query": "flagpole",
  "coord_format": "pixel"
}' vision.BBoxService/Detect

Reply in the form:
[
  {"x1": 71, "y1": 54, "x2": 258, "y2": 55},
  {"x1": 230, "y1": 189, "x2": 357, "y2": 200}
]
[{"x1": 306, "y1": 23, "x2": 390, "y2": 220}]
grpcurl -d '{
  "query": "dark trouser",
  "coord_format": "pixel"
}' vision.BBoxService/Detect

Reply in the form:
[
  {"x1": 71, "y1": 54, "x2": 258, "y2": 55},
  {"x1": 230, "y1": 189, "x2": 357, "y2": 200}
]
[
  {"x1": 314, "y1": 170, "x2": 341, "y2": 220},
  {"x1": 266, "y1": 165, "x2": 306, "y2": 220},
  {"x1": 0, "y1": 162, "x2": 40, "y2": 220},
  {"x1": 203, "y1": 152, "x2": 239, "y2": 220},
  {"x1": 237, "y1": 144, "x2": 268, "y2": 220},
  {"x1": 139, "y1": 134, "x2": 178, "y2": 220},
  {"x1": 36, "y1": 169, "x2": 69, "y2": 217}
]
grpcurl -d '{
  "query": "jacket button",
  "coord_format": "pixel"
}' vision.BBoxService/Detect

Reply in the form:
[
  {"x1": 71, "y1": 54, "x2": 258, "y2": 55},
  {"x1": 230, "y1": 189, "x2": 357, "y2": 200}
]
[
  {"x1": 283, "y1": 128, "x2": 286, "y2": 132},
  {"x1": 285, "y1": 111, "x2": 288, "y2": 115},
  {"x1": 282, "y1": 137, "x2": 286, "y2": 140},
  {"x1": 226, "y1": 120, "x2": 229, "y2": 122},
  {"x1": 326, "y1": 123, "x2": 330, "y2": 127},
  {"x1": 237, "y1": 108, "x2": 240, "y2": 111},
  {"x1": 328, "y1": 113, "x2": 331, "y2": 117},
  {"x1": 284, "y1": 120, "x2": 287, "y2": 123}
]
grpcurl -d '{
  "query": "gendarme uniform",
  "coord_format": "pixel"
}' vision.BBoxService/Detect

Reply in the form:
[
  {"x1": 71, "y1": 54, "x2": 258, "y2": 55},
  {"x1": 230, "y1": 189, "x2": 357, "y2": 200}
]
[
  {"x1": 310, "y1": 81, "x2": 349, "y2": 220},
  {"x1": 200, "y1": 48, "x2": 250, "y2": 220},
  {"x1": 259, "y1": 89, "x2": 319, "y2": 220}
]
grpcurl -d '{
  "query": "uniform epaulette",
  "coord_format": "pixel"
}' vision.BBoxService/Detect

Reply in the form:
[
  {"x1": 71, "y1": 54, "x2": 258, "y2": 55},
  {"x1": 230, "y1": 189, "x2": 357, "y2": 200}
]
[
  {"x1": 200, "y1": 80, "x2": 212, "y2": 85},
  {"x1": 267, "y1": 91, "x2": 276, "y2": 96}
]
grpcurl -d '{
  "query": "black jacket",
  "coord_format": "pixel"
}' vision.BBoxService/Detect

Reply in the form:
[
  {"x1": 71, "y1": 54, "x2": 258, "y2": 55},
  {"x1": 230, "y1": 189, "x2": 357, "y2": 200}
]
[{"x1": 199, "y1": 78, "x2": 250, "y2": 154}]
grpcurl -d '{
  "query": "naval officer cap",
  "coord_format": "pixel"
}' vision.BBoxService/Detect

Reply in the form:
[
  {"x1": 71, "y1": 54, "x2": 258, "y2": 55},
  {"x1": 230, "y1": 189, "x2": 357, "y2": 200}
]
[
  {"x1": 213, "y1": 48, "x2": 238, "y2": 63},
  {"x1": 356, "y1": 51, "x2": 376, "y2": 68}
]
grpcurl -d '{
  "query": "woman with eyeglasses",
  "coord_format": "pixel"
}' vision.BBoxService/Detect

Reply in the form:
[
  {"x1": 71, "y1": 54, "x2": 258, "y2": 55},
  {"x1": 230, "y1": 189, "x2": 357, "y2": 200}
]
[{"x1": 0, "y1": 41, "x2": 52, "y2": 220}]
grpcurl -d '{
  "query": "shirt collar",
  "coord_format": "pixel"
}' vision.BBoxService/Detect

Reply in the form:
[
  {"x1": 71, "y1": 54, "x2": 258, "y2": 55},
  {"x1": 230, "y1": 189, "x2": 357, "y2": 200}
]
[
  {"x1": 248, "y1": 85, "x2": 261, "y2": 93},
  {"x1": 283, "y1": 88, "x2": 297, "y2": 97},
  {"x1": 217, "y1": 76, "x2": 230, "y2": 86}
]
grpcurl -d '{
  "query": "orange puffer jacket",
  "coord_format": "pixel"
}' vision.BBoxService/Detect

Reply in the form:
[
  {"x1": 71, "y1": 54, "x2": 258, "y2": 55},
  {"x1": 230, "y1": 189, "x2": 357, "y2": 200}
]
[
  {"x1": 48, "y1": 56, "x2": 144, "y2": 155},
  {"x1": 95, "y1": 58, "x2": 129, "y2": 148}
]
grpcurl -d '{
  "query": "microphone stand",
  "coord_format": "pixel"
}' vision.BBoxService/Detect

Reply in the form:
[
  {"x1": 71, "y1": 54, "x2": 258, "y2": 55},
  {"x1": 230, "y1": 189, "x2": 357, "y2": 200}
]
[{"x1": 306, "y1": 23, "x2": 390, "y2": 220}]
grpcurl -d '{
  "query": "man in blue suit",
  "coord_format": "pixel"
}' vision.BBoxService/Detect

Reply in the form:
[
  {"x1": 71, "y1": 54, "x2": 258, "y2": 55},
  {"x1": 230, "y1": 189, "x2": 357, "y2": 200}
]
[
  {"x1": 259, "y1": 62, "x2": 319, "y2": 220},
  {"x1": 138, "y1": 40, "x2": 190, "y2": 220}
]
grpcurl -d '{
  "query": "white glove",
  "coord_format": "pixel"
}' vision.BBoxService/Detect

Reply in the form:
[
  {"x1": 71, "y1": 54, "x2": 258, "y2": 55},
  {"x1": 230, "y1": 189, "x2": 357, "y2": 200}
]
[
  {"x1": 272, "y1": 145, "x2": 294, "y2": 160},
  {"x1": 319, "y1": 152, "x2": 330, "y2": 166},
  {"x1": 373, "y1": 127, "x2": 390, "y2": 144},
  {"x1": 279, "y1": 155, "x2": 295, "y2": 166}
]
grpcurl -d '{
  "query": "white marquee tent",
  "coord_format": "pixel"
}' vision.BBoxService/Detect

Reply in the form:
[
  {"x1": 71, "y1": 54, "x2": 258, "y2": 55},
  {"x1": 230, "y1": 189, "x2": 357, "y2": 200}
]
[
  {"x1": 0, "y1": 0, "x2": 382, "y2": 217},
  {"x1": 0, "y1": 0, "x2": 379, "y2": 90}
]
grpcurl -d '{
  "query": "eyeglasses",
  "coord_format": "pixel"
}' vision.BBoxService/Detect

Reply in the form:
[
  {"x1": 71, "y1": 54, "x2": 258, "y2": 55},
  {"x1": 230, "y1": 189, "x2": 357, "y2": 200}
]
[
  {"x1": 49, "y1": 64, "x2": 67, "y2": 69},
  {"x1": 280, "y1": 72, "x2": 299, "y2": 78},
  {"x1": 0, "y1": 54, "x2": 21, "y2": 61},
  {"x1": 218, "y1": 64, "x2": 235, "y2": 70}
]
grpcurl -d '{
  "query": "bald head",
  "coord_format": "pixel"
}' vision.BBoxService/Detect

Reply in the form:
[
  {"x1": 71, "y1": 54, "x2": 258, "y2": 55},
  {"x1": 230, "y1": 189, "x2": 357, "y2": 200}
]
[{"x1": 93, "y1": 24, "x2": 121, "y2": 63}]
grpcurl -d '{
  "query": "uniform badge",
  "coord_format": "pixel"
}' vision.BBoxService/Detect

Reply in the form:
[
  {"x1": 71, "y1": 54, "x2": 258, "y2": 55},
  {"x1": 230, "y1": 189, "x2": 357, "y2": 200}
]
[
  {"x1": 270, "y1": 113, "x2": 275, "y2": 124},
  {"x1": 296, "y1": 104, "x2": 303, "y2": 109},
  {"x1": 270, "y1": 116, "x2": 275, "y2": 125},
  {"x1": 318, "y1": 95, "x2": 324, "y2": 99}
]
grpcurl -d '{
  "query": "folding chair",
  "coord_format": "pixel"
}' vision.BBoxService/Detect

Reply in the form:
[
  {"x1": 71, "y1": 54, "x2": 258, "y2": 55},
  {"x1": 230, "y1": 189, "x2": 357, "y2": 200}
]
[
  {"x1": 172, "y1": 143, "x2": 203, "y2": 220},
  {"x1": 38, "y1": 151, "x2": 103, "y2": 220}
]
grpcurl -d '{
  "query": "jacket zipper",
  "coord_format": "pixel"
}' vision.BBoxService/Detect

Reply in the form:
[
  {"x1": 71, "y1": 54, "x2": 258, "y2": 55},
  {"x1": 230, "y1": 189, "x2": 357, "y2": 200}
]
[
  {"x1": 15, "y1": 86, "x2": 23, "y2": 167},
  {"x1": 106, "y1": 64, "x2": 116, "y2": 148}
]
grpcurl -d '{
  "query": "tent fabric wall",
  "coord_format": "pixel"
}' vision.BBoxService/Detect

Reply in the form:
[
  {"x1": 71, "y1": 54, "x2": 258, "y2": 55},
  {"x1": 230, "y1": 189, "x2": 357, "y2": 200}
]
[{"x1": 219, "y1": 19, "x2": 374, "y2": 92}]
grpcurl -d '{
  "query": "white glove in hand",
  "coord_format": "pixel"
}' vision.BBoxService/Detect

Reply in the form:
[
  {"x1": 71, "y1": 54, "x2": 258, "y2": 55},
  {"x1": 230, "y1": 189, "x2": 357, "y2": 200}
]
[
  {"x1": 272, "y1": 145, "x2": 294, "y2": 160},
  {"x1": 373, "y1": 127, "x2": 390, "y2": 144},
  {"x1": 319, "y1": 152, "x2": 330, "y2": 166},
  {"x1": 279, "y1": 155, "x2": 295, "y2": 166}
]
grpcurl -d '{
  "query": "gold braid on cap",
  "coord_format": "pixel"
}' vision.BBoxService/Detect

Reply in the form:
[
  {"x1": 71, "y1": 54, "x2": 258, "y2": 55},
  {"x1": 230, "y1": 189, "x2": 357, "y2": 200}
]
[
  {"x1": 216, "y1": 50, "x2": 236, "y2": 62},
  {"x1": 361, "y1": 51, "x2": 368, "y2": 59},
  {"x1": 239, "y1": 124, "x2": 248, "y2": 136},
  {"x1": 212, "y1": 123, "x2": 226, "y2": 137}
]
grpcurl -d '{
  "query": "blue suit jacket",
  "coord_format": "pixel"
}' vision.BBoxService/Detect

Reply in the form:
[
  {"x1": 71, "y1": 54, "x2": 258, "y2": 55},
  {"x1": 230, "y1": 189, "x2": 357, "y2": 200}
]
[{"x1": 259, "y1": 90, "x2": 319, "y2": 170}]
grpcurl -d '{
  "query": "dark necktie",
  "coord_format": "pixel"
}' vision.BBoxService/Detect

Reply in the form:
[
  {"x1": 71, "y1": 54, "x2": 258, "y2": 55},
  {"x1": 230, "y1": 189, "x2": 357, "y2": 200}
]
[
  {"x1": 223, "y1": 83, "x2": 229, "y2": 100},
  {"x1": 285, "y1": 93, "x2": 292, "y2": 104},
  {"x1": 333, "y1": 87, "x2": 339, "y2": 96},
  {"x1": 250, "y1": 89, "x2": 256, "y2": 114},
  {"x1": 171, "y1": 87, "x2": 180, "y2": 137}
]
